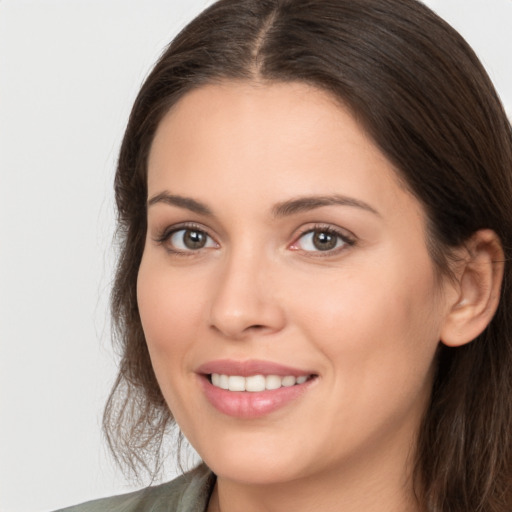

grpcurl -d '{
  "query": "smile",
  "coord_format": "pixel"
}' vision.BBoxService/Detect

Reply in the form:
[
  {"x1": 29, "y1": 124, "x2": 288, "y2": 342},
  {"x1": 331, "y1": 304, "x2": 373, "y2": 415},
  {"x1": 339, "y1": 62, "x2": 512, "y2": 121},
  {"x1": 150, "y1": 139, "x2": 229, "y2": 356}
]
[
  {"x1": 196, "y1": 360, "x2": 318, "y2": 418},
  {"x1": 210, "y1": 373, "x2": 310, "y2": 392}
]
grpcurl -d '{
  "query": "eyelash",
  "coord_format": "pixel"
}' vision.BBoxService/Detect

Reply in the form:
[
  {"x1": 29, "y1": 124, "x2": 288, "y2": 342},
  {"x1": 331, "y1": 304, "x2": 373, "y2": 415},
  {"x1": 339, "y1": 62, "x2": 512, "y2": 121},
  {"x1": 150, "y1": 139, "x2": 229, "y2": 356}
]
[
  {"x1": 154, "y1": 222, "x2": 218, "y2": 256},
  {"x1": 290, "y1": 224, "x2": 356, "y2": 256},
  {"x1": 153, "y1": 223, "x2": 356, "y2": 257}
]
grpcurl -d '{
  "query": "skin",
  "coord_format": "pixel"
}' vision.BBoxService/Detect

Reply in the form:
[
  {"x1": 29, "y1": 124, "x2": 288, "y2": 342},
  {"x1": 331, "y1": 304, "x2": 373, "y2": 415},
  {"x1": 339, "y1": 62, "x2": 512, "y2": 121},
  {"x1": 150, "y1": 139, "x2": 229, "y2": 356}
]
[{"x1": 137, "y1": 81, "x2": 462, "y2": 512}]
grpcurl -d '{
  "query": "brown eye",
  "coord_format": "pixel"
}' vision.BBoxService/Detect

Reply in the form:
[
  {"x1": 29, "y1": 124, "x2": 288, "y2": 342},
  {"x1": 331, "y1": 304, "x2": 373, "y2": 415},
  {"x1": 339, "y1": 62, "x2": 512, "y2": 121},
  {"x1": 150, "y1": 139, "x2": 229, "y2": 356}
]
[
  {"x1": 183, "y1": 230, "x2": 207, "y2": 249},
  {"x1": 292, "y1": 228, "x2": 352, "y2": 253},
  {"x1": 168, "y1": 228, "x2": 217, "y2": 251},
  {"x1": 312, "y1": 231, "x2": 338, "y2": 251}
]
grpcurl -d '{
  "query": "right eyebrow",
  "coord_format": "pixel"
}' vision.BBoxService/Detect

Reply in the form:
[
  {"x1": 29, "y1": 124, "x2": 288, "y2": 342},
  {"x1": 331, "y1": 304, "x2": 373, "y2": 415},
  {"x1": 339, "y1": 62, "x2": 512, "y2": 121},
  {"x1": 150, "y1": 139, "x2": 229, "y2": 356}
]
[{"x1": 147, "y1": 192, "x2": 213, "y2": 216}]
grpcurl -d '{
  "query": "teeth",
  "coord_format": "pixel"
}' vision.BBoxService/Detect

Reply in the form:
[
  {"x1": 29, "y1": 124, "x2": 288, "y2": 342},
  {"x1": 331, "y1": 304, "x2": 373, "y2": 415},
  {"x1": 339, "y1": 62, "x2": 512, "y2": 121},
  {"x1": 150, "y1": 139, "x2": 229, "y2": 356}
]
[
  {"x1": 281, "y1": 376, "x2": 296, "y2": 387},
  {"x1": 210, "y1": 373, "x2": 310, "y2": 392},
  {"x1": 219, "y1": 374, "x2": 229, "y2": 390},
  {"x1": 228, "y1": 375, "x2": 245, "y2": 391},
  {"x1": 265, "y1": 375, "x2": 282, "y2": 390},
  {"x1": 246, "y1": 375, "x2": 266, "y2": 392}
]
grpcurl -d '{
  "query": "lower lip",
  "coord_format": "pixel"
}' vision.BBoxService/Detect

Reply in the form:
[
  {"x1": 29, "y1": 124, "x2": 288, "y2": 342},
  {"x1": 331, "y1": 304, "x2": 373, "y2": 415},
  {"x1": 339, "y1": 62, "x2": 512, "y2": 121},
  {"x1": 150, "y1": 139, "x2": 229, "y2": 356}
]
[{"x1": 199, "y1": 375, "x2": 316, "y2": 419}]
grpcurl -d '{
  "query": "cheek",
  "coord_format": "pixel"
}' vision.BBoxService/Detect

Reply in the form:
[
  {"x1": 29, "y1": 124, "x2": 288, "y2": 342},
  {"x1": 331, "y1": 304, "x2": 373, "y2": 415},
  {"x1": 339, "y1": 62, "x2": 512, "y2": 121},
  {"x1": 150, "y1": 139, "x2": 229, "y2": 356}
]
[
  {"x1": 136, "y1": 256, "x2": 213, "y2": 428},
  {"x1": 136, "y1": 256, "x2": 205, "y2": 371},
  {"x1": 292, "y1": 250, "x2": 442, "y2": 392}
]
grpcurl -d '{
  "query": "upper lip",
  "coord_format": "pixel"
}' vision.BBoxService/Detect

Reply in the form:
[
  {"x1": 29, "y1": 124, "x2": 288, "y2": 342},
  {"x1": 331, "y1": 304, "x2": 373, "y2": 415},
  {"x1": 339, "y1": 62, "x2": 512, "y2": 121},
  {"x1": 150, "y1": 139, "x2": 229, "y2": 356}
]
[{"x1": 196, "y1": 359, "x2": 316, "y2": 377}]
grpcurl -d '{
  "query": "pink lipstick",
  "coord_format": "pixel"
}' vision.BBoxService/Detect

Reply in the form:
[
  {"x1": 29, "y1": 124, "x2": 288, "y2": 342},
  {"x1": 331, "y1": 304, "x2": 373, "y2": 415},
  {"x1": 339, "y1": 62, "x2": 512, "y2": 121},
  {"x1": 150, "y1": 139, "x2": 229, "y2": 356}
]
[{"x1": 196, "y1": 359, "x2": 317, "y2": 419}]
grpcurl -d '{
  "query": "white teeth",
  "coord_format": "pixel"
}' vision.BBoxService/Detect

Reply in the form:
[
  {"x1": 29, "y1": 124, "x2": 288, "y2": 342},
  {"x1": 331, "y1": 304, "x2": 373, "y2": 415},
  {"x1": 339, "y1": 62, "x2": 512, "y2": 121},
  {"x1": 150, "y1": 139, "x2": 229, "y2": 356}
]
[
  {"x1": 265, "y1": 375, "x2": 282, "y2": 390},
  {"x1": 228, "y1": 375, "x2": 245, "y2": 391},
  {"x1": 210, "y1": 373, "x2": 310, "y2": 391},
  {"x1": 219, "y1": 374, "x2": 229, "y2": 390},
  {"x1": 245, "y1": 375, "x2": 266, "y2": 392},
  {"x1": 281, "y1": 376, "x2": 296, "y2": 387}
]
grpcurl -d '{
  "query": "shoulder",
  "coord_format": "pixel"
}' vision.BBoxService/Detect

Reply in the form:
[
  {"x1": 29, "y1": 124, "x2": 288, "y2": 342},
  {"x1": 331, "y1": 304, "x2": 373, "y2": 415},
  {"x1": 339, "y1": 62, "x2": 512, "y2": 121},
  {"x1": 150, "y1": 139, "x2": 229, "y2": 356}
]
[{"x1": 54, "y1": 465, "x2": 215, "y2": 512}]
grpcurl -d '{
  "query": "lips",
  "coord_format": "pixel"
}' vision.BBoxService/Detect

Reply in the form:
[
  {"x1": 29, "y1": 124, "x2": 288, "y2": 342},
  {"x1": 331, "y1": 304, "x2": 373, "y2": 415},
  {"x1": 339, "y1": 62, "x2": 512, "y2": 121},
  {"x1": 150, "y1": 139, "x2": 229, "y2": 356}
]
[{"x1": 196, "y1": 359, "x2": 317, "y2": 418}]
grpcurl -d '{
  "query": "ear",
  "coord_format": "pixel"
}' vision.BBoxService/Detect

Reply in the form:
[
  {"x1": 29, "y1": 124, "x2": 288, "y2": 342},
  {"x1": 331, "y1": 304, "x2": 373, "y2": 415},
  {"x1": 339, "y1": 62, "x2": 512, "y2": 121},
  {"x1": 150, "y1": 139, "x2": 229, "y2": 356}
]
[{"x1": 440, "y1": 229, "x2": 504, "y2": 348}]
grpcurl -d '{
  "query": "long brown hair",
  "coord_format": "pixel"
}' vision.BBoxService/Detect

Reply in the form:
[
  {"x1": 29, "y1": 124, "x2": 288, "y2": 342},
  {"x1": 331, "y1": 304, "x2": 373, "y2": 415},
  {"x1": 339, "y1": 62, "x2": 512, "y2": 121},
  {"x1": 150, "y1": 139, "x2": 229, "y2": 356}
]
[{"x1": 104, "y1": 1, "x2": 512, "y2": 509}]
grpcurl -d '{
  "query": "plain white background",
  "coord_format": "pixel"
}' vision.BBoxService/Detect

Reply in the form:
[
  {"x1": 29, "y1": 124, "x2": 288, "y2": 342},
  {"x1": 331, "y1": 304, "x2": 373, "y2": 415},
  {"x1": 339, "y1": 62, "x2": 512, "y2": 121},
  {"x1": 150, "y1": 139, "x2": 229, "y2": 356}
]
[{"x1": 1, "y1": 1, "x2": 511, "y2": 511}]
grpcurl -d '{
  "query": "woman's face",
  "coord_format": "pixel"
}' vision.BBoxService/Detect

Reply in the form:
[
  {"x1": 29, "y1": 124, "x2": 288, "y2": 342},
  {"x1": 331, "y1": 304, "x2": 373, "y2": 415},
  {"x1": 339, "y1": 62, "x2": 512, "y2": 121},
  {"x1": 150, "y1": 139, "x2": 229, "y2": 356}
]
[{"x1": 138, "y1": 82, "x2": 453, "y2": 486}]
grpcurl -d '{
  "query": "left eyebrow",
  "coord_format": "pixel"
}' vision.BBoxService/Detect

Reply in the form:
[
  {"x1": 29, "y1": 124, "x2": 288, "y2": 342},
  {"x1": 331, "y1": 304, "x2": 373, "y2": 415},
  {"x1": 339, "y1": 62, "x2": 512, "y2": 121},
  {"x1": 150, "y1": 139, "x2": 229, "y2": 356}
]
[{"x1": 272, "y1": 194, "x2": 380, "y2": 218}]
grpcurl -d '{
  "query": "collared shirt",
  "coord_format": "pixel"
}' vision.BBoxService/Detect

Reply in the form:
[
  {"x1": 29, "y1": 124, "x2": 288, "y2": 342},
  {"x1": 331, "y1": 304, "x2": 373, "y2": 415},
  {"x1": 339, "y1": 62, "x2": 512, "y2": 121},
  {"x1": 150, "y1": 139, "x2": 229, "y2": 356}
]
[{"x1": 55, "y1": 465, "x2": 215, "y2": 512}]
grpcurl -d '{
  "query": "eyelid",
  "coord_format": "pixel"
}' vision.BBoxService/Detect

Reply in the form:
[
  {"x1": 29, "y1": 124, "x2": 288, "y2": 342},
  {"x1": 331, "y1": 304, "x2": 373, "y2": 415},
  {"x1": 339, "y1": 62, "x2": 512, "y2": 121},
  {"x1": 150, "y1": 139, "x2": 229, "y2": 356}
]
[
  {"x1": 153, "y1": 221, "x2": 219, "y2": 254},
  {"x1": 289, "y1": 223, "x2": 356, "y2": 254}
]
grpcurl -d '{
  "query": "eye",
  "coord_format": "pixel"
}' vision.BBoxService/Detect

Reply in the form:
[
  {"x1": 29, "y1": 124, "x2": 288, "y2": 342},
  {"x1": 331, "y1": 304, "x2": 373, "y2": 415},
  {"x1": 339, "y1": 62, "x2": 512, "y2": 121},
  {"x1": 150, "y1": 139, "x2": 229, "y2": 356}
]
[
  {"x1": 159, "y1": 227, "x2": 218, "y2": 253},
  {"x1": 291, "y1": 226, "x2": 354, "y2": 253}
]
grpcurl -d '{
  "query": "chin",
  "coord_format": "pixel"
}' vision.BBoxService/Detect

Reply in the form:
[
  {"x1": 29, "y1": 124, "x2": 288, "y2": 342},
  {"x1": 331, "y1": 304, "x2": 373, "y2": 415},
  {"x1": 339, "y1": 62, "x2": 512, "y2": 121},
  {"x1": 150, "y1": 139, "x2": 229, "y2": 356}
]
[{"x1": 192, "y1": 427, "x2": 322, "y2": 486}]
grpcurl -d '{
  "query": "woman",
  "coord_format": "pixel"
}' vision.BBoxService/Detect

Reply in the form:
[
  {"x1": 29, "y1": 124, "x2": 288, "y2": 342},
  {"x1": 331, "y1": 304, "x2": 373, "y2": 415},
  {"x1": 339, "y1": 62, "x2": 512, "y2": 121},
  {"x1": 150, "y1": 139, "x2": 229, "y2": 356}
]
[{"x1": 59, "y1": 0, "x2": 512, "y2": 510}]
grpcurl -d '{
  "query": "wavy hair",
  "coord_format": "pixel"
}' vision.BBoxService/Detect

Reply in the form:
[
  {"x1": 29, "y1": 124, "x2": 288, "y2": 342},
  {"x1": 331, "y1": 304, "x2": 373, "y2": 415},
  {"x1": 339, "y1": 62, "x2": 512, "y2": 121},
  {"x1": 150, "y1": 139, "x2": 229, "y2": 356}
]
[{"x1": 104, "y1": 1, "x2": 512, "y2": 509}]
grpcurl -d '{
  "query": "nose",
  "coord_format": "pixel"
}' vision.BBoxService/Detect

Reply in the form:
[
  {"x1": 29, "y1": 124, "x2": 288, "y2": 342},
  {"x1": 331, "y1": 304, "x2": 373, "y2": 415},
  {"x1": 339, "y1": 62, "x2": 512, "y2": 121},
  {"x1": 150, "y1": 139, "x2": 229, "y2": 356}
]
[{"x1": 209, "y1": 250, "x2": 286, "y2": 340}]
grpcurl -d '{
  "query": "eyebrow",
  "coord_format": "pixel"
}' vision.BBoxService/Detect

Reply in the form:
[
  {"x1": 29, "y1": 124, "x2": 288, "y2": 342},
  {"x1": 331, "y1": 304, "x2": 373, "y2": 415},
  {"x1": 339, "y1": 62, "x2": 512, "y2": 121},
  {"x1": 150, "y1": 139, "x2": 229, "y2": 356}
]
[
  {"x1": 147, "y1": 192, "x2": 212, "y2": 216},
  {"x1": 272, "y1": 194, "x2": 380, "y2": 217},
  {"x1": 147, "y1": 192, "x2": 379, "y2": 218}
]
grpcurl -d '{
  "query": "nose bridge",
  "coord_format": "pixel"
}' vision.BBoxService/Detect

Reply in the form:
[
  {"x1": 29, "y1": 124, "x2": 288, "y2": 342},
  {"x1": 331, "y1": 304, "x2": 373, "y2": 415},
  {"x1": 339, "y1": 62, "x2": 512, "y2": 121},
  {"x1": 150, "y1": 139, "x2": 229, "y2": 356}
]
[{"x1": 209, "y1": 241, "x2": 285, "y2": 339}]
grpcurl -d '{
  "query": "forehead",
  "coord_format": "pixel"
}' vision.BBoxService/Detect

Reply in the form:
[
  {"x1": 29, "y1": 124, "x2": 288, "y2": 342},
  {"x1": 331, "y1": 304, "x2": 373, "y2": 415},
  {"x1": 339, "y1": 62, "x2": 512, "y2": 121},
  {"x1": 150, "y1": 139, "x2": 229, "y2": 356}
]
[
  {"x1": 147, "y1": 81, "x2": 420, "y2": 222},
  {"x1": 150, "y1": 81, "x2": 371, "y2": 165}
]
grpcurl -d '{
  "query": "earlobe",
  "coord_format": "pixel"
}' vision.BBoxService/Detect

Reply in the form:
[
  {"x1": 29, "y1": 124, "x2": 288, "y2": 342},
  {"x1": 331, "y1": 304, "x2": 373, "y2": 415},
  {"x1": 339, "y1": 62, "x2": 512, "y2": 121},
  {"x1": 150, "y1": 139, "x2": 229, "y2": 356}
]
[{"x1": 440, "y1": 229, "x2": 504, "y2": 348}]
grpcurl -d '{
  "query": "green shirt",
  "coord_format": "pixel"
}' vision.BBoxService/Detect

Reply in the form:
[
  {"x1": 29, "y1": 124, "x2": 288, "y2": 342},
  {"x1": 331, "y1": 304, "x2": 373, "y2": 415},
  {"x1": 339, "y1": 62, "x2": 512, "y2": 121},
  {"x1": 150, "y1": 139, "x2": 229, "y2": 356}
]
[{"x1": 55, "y1": 465, "x2": 215, "y2": 512}]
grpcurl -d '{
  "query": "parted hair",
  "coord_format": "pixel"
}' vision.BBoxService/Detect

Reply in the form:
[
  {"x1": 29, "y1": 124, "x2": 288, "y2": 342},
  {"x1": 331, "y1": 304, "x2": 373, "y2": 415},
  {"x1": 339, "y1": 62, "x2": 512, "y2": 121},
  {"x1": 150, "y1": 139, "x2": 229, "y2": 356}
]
[{"x1": 104, "y1": 1, "x2": 512, "y2": 510}]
